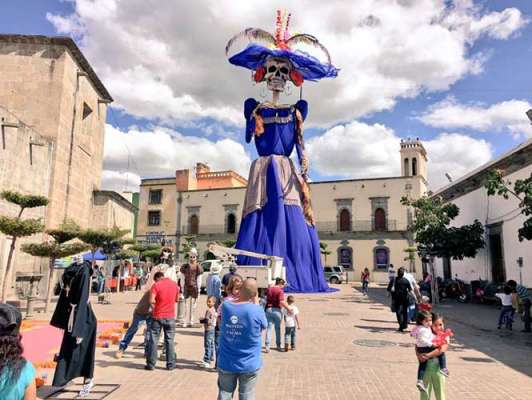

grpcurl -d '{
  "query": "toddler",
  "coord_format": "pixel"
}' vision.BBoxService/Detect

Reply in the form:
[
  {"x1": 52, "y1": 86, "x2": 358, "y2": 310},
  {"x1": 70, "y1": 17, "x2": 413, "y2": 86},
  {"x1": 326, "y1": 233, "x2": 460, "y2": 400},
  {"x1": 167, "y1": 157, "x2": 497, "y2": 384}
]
[
  {"x1": 200, "y1": 296, "x2": 217, "y2": 368},
  {"x1": 411, "y1": 311, "x2": 450, "y2": 393},
  {"x1": 419, "y1": 296, "x2": 432, "y2": 313},
  {"x1": 495, "y1": 285, "x2": 515, "y2": 330},
  {"x1": 283, "y1": 295, "x2": 300, "y2": 352}
]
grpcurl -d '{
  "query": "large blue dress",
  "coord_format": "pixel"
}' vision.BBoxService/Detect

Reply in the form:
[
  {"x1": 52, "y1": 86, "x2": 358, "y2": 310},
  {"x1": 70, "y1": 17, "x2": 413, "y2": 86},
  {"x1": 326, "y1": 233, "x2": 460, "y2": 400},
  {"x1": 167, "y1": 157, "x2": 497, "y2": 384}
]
[{"x1": 235, "y1": 98, "x2": 331, "y2": 293}]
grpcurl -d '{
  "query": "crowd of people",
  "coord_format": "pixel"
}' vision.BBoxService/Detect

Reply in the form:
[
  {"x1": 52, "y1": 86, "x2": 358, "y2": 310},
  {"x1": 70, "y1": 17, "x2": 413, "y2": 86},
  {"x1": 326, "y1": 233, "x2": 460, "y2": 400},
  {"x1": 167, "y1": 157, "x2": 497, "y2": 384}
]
[
  {"x1": 109, "y1": 249, "x2": 301, "y2": 399},
  {"x1": 2, "y1": 250, "x2": 530, "y2": 400}
]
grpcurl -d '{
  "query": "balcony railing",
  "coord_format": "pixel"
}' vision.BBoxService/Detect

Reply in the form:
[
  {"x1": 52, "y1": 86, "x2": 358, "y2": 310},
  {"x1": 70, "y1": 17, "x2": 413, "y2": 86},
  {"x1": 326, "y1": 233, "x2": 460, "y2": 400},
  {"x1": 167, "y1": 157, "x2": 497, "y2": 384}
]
[
  {"x1": 316, "y1": 220, "x2": 408, "y2": 233},
  {"x1": 180, "y1": 220, "x2": 407, "y2": 235}
]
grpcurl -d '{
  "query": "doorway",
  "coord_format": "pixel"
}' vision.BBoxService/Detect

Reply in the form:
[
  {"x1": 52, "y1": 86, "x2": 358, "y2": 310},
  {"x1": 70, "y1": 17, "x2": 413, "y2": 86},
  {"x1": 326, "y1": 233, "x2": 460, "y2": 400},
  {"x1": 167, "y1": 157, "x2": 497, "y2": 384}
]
[
  {"x1": 442, "y1": 257, "x2": 452, "y2": 280},
  {"x1": 488, "y1": 224, "x2": 505, "y2": 283}
]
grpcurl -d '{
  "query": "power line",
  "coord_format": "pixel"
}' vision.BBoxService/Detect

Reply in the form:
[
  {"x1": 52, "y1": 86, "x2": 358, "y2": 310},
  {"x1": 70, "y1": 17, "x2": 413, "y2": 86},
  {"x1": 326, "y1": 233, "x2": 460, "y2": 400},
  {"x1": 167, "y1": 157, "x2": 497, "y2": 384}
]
[{"x1": 107, "y1": 107, "x2": 142, "y2": 191}]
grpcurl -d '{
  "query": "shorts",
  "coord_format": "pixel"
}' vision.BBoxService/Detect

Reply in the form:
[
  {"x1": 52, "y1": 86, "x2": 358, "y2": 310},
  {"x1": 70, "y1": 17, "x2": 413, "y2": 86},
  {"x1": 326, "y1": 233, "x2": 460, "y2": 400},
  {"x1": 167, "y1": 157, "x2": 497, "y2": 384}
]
[{"x1": 184, "y1": 285, "x2": 199, "y2": 299}]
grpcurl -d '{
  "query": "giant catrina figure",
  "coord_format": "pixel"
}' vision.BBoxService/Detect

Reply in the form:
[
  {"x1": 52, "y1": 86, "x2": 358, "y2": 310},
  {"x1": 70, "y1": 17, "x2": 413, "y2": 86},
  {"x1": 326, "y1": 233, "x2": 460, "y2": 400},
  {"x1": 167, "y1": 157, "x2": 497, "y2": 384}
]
[{"x1": 226, "y1": 11, "x2": 338, "y2": 292}]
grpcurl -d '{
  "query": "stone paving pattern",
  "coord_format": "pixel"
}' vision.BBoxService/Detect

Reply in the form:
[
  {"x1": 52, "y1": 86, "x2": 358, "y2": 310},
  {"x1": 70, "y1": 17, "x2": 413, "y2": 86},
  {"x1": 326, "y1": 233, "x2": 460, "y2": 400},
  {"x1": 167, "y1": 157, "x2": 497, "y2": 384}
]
[{"x1": 38, "y1": 285, "x2": 532, "y2": 399}]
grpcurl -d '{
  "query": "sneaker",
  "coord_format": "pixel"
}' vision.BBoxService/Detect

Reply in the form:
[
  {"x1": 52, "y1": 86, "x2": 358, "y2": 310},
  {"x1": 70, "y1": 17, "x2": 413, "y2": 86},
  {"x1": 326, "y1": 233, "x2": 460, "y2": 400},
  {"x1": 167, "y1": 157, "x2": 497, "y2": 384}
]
[
  {"x1": 144, "y1": 365, "x2": 154, "y2": 371},
  {"x1": 264, "y1": 347, "x2": 270, "y2": 353},
  {"x1": 114, "y1": 349, "x2": 124, "y2": 359},
  {"x1": 202, "y1": 361, "x2": 210, "y2": 368},
  {"x1": 78, "y1": 380, "x2": 94, "y2": 398},
  {"x1": 284, "y1": 345, "x2": 289, "y2": 352},
  {"x1": 440, "y1": 368, "x2": 450, "y2": 378},
  {"x1": 497, "y1": 325, "x2": 501, "y2": 329},
  {"x1": 416, "y1": 380, "x2": 428, "y2": 393}
]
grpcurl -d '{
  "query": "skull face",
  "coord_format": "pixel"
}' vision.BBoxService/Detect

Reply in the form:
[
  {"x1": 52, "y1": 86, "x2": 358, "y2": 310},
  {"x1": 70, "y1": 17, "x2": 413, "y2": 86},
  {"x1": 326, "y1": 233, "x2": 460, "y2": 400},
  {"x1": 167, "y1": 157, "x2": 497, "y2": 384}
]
[{"x1": 264, "y1": 57, "x2": 291, "y2": 92}]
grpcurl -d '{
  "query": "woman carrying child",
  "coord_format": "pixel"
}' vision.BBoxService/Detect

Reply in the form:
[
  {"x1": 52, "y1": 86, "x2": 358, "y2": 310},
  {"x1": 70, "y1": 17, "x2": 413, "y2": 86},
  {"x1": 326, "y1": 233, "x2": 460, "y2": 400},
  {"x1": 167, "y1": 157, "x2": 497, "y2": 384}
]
[
  {"x1": 411, "y1": 311, "x2": 451, "y2": 393},
  {"x1": 417, "y1": 313, "x2": 451, "y2": 400}
]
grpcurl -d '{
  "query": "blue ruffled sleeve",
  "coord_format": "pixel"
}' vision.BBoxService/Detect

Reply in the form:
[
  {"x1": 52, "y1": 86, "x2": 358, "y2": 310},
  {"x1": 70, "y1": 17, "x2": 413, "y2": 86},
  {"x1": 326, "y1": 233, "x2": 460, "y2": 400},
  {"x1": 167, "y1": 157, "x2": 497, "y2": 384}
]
[
  {"x1": 244, "y1": 98, "x2": 259, "y2": 143},
  {"x1": 295, "y1": 99, "x2": 308, "y2": 121}
]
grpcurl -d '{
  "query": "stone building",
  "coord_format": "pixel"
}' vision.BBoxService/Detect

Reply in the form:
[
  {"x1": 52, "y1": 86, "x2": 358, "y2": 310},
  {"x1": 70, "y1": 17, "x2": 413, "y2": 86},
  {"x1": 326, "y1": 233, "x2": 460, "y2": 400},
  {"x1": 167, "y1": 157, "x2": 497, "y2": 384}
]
[
  {"x1": 432, "y1": 139, "x2": 532, "y2": 288},
  {"x1": 137, "y1": 140, "x2": 429, "y2": 282},
  {"x1": 0, "y1": 34, "x2": 113, "y2": 229},
  {"x1": 0, "y1": 106, "x2": 54, "y2": 290},
  {"x1": 92, "y1": 191, "x2": 137, "y2": 238},
  {"x1": 0, "y1": 34, "x2": 130, "y2": 297}
]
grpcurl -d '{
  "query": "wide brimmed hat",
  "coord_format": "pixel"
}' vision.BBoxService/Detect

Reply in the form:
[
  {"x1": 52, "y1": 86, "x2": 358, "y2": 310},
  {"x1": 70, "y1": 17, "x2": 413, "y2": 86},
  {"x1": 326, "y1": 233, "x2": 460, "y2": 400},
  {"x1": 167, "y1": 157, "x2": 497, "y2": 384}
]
[
  {"x1": 226, "y1": 10, "x2": 338, "y2": 82},
  {"x1": 229, "y1": 44, "x2": 338, "y2": 82}
]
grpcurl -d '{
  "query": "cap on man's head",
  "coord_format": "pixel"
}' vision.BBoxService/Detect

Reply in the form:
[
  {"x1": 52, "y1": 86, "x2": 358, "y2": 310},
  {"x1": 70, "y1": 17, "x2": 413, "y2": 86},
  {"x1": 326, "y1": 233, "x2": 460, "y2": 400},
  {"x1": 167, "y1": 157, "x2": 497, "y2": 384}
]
[{"x1": 0, "y1": 304, "x2": 22, "y2": 337}]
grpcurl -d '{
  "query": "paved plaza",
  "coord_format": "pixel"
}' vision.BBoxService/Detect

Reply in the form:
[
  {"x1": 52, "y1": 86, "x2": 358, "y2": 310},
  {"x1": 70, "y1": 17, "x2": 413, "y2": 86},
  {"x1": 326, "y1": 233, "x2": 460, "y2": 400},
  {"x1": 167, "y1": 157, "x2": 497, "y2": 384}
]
[{"x1": 38, "y1": 285, "x2": 532, "y2": 400}]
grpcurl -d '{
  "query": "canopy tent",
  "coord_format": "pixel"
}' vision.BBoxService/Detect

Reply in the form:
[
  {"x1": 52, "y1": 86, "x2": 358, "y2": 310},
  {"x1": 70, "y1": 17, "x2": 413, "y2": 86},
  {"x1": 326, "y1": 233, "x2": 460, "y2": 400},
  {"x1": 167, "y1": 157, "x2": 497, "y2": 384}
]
[{"x1": 83, "y1": 250, "x2": 107, "y2": 261}]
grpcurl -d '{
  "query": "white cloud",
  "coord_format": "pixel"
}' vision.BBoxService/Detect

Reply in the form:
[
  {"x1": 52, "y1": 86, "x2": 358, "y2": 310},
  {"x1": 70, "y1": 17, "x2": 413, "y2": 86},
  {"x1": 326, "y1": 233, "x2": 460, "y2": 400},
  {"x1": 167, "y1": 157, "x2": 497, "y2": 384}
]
[
  {"x1": 307, "y1": 121, "x2": 493, "y2": 190},
  {"x1": 101, "y1": 170, "x2": 141, "y2": 193},
  {"x1": 417, "y1": 98, "x2": 532, "y2": 139},
  {"x1": 47, "y1": 0, "x2": 528, "y2": 127},
  {"x1": 101, "y1": 124, "x2": 251, "y2": 191},
  {"x1": 307, "y1": 122, "x2": 401, "y2": 178},
  {"x1": 424, "y1": 132, "x2": 493, "y2": 190}
]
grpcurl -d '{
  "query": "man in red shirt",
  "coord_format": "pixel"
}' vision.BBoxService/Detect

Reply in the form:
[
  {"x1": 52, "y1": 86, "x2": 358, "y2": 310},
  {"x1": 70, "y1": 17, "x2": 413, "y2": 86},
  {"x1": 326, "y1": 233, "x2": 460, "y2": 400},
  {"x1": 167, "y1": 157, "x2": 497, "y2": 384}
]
[
  {"x1": 265, "y1": 278, "x2": 289, "y2": 352},
  {"x1": 146, "y1": 272, "x2": 179, "y2": 370}
]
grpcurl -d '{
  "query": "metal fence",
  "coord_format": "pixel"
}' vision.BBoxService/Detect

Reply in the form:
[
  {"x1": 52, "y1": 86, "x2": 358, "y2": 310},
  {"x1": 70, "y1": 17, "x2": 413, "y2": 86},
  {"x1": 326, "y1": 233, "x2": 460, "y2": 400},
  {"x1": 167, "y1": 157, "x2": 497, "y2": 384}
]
[
  {"x1": 315, "y1": 220, "x2": 407, "y2": 233},
  {"x1": 179, "y1": 220, "x2": 407, "y2": 235}
]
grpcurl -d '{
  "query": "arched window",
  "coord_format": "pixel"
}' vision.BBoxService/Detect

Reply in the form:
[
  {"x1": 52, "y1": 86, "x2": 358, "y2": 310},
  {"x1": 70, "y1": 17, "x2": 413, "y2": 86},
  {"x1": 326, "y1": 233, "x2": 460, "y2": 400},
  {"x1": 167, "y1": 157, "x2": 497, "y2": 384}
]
[
  {"x1": 226, "y1": 213, "x2": 236, "y2": 234},
  {"x1": 412, "y1": 157, "x2": 418, "y2": 176},
  {"x1": 337, "y1": 246, "x2": 353, "y2": 269},
  {"x1": 374, "y1": 247, "x2": 390, "y2": 270},
  {"x1": 374, "y1": 208, "x2": 386, "y2": 231},
  {"x1": 339, "y1": 209, "x2": 351, "y2": 232},
  {"x1": 189, "y1": 215, "x2": 199, "y2": 234},
  {"x1": 404, "y1": 158, "x2": 410, "y2": 176}
]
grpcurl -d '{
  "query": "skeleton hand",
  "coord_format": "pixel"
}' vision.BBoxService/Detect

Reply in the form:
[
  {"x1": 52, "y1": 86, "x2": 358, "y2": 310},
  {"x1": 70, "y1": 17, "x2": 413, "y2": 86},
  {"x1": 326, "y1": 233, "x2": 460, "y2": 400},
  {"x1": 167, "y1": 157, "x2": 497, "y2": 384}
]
[{"x1": 76, "y1": 337, "x2": 83, "y2": 345}]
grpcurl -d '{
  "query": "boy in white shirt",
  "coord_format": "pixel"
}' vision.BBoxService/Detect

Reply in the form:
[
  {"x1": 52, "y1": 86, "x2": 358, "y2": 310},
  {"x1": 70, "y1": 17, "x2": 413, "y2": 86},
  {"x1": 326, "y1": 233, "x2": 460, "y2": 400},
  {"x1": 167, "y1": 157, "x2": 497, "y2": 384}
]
[
  {"x1": 495, "y1": 285, "x2": 515, "y2": 330},
  {"x1": 283, "y1": 295, "x2": 300, "y2": 352}
]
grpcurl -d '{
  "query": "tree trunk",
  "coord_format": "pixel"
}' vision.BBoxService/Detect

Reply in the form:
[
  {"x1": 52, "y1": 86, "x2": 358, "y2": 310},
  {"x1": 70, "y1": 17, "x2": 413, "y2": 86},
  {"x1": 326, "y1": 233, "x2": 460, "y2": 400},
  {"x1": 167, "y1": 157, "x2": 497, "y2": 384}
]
[
  {"x1": 430, "y1": 255, "x2": 439, "y2": 304},
  {"x1": 1, "y1": 237, "x2": 17, "y2": 303},
  {"x1": 44, "y1": 257, "x2": 56, "y2": 313}
]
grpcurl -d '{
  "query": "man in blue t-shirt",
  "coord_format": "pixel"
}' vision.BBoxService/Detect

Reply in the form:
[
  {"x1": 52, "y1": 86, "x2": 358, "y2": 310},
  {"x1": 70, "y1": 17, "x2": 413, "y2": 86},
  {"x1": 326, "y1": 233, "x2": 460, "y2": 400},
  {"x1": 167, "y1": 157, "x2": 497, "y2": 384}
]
[{"x1": 217, "y1": 278, "x2": 267, "y2": 400}]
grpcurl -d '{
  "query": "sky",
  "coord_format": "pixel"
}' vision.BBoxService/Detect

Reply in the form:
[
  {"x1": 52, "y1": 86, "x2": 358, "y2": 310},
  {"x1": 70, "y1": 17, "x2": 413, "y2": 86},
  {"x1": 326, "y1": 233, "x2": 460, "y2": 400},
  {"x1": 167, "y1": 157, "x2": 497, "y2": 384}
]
[{"x1": 1, "y1": 0, "x2": 532, "y2": 192}]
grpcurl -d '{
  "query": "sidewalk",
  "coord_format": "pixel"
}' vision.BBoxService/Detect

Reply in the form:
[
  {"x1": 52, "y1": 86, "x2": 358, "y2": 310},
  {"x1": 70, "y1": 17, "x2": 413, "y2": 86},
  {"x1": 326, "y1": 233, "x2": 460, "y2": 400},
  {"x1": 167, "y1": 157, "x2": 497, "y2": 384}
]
[
  {"x1": 35, "y1": 285, "x2": 532, "y2": 399},
  {"x1": 364, "y1": 284, "x2": 532, "y2": 377}
]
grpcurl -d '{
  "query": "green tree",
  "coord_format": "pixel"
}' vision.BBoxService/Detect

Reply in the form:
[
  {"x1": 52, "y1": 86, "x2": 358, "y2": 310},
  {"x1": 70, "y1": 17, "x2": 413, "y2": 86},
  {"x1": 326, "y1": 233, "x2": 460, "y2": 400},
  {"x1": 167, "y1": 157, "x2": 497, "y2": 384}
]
[
  {"x1": 320, "y1": 242, "x2": 332, "y2": 266},
  {"x1": 78, "y1": 227, "x2": 129, "y2": 270},
  {"x1": 485, "y1": 169, "x2": 532, "y2": 241},
  {"x1": 401, "y1": 195, "x2": 485, "y2": 303},
  {"x1": 21, "y1": 221, "x2": 88, "y2": 312},
  {"x1": 178, "y1": 235, "x2": 197, "y2": 261},
  {"x1": 143, "y1": 249, "x2": 162, "y2": 261},
  {"x1": 0, "y1": 191, "x2": 48, "y2": 302},
  {"x1": 129, "y1": 243, "x2": 162, "y2": 260}
]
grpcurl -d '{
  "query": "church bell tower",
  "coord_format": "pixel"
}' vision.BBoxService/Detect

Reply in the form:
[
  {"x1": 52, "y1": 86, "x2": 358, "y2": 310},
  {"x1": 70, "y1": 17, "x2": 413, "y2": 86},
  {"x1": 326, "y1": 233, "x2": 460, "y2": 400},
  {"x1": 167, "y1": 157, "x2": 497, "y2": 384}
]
[{"x1": 400, "y1": 138, "x2": 428, "y2": 181}]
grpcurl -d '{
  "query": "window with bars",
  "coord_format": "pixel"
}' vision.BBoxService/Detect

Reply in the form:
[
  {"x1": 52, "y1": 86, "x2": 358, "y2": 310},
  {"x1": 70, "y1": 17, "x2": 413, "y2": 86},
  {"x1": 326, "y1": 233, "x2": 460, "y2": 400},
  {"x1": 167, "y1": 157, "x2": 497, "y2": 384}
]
[
  {"x1": 148, "y1": 210, "x2": 161, "y2": 226},
  {"x1": 149, "y1": 189, "x2": 162, "y2": 204}
]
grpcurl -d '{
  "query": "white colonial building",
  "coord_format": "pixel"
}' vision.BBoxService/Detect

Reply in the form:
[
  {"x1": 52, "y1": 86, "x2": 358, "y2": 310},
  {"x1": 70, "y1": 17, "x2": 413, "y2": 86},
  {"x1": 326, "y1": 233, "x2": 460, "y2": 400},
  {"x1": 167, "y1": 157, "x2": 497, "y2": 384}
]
[{"x1": 433, "y1": 139, "x2": 532, "y2": 288}]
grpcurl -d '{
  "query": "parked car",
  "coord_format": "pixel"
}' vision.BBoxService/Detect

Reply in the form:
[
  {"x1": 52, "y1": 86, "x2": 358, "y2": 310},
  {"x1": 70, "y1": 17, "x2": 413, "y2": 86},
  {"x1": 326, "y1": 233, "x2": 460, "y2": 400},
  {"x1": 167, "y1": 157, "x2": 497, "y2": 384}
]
[{"x1": 323, "y1": 265, "x2": 344, "y2": 284}]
